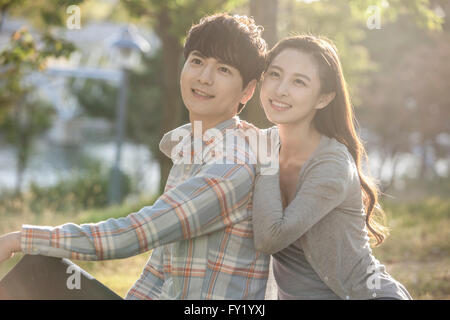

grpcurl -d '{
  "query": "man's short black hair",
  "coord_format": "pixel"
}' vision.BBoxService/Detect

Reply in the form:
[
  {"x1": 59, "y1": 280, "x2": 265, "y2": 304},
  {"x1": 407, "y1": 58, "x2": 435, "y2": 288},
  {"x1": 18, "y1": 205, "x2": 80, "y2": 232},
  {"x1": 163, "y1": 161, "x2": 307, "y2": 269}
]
[{"x1": 184, "y1": 13, "x2": 267, "y2": 113}]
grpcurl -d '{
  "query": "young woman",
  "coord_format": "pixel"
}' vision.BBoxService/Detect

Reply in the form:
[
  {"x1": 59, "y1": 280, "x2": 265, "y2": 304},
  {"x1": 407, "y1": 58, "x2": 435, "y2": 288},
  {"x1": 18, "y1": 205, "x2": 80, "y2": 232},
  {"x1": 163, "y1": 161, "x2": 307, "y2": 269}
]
[{"x1": 251, "y1": 35, "x2": 412, "y2": 300}]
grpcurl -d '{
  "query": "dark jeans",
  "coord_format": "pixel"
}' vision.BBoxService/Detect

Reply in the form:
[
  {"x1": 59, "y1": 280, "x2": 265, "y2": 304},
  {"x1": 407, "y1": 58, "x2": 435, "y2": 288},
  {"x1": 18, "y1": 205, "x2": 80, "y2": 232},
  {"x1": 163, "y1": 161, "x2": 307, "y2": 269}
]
[{"x1": 0, "y1": 255, "x2": 122, "y2": 300}]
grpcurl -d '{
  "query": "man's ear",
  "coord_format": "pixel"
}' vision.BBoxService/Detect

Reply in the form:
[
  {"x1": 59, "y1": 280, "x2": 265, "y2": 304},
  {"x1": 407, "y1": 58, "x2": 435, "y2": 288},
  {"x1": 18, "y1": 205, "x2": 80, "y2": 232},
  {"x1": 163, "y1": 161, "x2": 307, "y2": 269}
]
[
  {"x1": 240, "y1": 79, "x2": 257, "y2": 105},
  {"x1": 315, "y1": 91, "x2": 336, "y2": 110}
]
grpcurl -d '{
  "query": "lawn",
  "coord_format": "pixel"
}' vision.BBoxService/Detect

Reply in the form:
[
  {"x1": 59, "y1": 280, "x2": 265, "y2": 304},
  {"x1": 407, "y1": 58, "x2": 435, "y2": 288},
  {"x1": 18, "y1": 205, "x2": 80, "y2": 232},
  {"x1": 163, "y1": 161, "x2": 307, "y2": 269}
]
[{"x1": 0, "y1": 196, "x2": 448, "y2": 299}]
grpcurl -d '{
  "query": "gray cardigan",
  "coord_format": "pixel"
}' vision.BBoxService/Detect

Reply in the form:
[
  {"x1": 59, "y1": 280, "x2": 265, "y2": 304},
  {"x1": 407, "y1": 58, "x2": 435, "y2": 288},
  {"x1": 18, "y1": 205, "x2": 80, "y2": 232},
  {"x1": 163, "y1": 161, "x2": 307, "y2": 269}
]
[{"x1": 252, "y1": 127, "x2": 412, "y2": 300}]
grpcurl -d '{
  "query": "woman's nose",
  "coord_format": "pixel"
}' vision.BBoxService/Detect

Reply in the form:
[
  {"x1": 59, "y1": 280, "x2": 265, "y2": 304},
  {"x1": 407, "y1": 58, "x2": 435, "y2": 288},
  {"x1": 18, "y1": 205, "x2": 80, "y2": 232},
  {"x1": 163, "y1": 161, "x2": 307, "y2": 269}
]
[{"x1": 275, "y1": 79, "x2": 289, "y2": 97}]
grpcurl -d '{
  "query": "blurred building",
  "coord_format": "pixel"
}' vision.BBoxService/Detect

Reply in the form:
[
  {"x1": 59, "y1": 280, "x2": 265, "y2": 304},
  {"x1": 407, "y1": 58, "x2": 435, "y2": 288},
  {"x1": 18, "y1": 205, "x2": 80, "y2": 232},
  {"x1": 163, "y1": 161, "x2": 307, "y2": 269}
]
[
  {"x1": 1, "y1": 15, "x2": 160, "y2": 146},
  {"x1": 0, "y1": 15, "x2": 161, "y2": 194}
]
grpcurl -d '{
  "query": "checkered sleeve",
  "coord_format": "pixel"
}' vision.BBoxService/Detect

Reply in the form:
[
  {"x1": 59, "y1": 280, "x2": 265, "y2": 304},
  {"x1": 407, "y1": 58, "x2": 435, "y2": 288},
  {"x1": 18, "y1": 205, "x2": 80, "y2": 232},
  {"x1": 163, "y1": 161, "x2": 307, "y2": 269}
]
[{"x1": 21, "y1": 162, "x2": 255, "y2": 261}]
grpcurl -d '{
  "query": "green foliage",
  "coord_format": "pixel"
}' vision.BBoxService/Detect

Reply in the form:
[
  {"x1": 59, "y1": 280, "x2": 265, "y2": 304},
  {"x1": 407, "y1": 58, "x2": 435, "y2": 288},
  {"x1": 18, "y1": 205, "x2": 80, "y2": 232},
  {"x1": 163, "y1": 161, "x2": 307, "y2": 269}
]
[
  {"x1": 276, "y1": 0, "x2": 443, "y2": 99},
  {"x1": 0, "y1": 27, "x2": 76, "y2": 192},
  {"x1": 123, "y1": 0, "x2": 235, "y2": 44},
  {"x1": 70, "y1": 49, "x2": 168, "y2": 158},
  {"x1": 347, "y1": 0, "x2": 443, "y2": 30},
  {"x1": 0, "y1": 161, "x2": 132, "y2": 215},
  {"x1": 384, "y1": 196, "x2": 450, "y2": 223},
  {"x1": 0, "y1": 98, "x2": 54, "y2": 146},
  {"x1": 276, "y1": 0, "x2": 374, "y2": 99},
  {"x1": 357, "y1": 7, "x2": 449, "y2": 185},
  {"x1": 6, "y1": 0, "x2": 85, "y2": 28}
]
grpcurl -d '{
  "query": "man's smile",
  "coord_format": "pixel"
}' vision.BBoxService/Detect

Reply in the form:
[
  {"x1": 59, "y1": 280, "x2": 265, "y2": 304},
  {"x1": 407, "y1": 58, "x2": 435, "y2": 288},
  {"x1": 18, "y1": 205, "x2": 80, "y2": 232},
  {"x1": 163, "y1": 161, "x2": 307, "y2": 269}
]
[{"x1": 192, "y1": 88, "x2": 215, "y2": 99}]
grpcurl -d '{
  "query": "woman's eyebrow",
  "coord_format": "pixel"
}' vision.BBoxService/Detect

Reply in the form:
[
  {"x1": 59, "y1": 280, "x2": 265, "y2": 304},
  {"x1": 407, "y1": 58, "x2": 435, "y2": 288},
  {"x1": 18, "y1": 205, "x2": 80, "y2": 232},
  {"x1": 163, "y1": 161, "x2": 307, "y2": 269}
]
[{"x1": 269, "y1": 65, "x2": 311, "y2": 82}]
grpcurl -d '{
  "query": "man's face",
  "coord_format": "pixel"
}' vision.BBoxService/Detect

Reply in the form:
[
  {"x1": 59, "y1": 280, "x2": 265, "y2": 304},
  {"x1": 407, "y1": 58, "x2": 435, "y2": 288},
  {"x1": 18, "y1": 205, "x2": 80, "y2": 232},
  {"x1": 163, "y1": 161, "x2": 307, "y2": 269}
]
[{"x1": 180, "y1": 50, "x2": 253, "y2": 125}]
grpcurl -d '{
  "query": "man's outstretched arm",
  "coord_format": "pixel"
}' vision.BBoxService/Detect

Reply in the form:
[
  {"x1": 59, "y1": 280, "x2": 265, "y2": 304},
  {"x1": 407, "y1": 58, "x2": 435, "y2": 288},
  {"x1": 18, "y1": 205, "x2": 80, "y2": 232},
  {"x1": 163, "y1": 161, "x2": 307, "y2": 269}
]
[{"x1": 0, "y1": 161, "x2": 255, "y2": 263}]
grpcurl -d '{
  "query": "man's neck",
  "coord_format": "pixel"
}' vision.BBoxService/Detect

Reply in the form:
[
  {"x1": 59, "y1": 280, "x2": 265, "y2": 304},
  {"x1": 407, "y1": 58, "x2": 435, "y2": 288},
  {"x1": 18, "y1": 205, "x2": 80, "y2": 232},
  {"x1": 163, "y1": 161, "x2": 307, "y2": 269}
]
[{"x1": 189, "y1": 112, "x2": 236, "y2": 134}]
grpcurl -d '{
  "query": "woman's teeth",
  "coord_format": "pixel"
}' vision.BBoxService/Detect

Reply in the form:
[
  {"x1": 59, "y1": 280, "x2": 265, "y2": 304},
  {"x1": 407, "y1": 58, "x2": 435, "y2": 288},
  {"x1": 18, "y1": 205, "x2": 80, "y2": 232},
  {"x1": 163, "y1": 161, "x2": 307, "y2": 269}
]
[{"x1": 271, "y1": 99, "x2": 291, "y2": 109}]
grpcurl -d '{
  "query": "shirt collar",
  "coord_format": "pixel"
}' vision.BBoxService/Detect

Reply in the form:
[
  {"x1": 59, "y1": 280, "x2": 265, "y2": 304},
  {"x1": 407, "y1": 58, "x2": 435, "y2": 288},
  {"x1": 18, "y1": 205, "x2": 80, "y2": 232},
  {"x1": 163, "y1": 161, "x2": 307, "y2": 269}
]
[{"x1": 159, "y1": 116, "x2": 241, "y2": 160}]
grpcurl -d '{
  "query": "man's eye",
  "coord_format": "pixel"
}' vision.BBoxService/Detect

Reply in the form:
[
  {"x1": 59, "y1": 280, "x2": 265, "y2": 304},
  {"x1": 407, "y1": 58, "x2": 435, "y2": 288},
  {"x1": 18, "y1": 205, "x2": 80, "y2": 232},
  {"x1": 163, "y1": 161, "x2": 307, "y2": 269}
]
[
  {"x1": 294, "y1": 79, "x2": 305, "y2": 86},
  {"x1": 219, "y1": 66, "x2": 231, "y2": 74},
  {"x1": 191, "y1": 58, "x2": 202, "y2": 65}
]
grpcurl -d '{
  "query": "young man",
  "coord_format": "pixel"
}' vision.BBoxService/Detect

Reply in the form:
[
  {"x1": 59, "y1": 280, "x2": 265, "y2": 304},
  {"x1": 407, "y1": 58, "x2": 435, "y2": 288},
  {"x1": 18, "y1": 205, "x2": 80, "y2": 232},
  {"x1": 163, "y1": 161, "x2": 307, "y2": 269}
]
[{"x1": 0, "y1": 13, "x2": 269, "y2": 299}]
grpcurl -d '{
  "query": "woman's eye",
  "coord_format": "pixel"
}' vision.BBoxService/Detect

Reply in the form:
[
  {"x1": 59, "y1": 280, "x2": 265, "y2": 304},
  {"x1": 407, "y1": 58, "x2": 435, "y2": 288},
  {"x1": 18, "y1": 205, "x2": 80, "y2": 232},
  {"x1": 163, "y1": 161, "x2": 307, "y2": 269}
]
[
  {"x1": 191, "y1": 58, "x2": 202, "y2": 65},
  {"x1": 268, "y1": 71, "x2": 280, "y2": 78},
  {"x1": 294, "y1": 79, "x2": 305, "y2": 86}
]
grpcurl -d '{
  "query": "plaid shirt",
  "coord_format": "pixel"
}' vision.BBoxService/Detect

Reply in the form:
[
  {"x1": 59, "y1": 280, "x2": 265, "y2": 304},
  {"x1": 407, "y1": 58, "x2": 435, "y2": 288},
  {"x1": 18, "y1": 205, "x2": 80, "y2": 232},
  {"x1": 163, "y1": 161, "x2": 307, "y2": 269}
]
[{"x1": 21, "y1": 116, "x2": 270, "y2": 299}]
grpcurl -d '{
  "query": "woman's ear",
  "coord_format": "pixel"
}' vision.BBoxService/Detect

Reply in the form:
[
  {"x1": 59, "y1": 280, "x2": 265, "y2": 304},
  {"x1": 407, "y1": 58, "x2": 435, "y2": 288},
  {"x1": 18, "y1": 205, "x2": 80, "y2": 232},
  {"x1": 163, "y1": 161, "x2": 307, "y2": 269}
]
[
  {"x1": 240, "y1": 79, "x2": 257, "y2": 105},
  {"x1": 316, "y1": 91, "x2": 336, "y2": 110}
]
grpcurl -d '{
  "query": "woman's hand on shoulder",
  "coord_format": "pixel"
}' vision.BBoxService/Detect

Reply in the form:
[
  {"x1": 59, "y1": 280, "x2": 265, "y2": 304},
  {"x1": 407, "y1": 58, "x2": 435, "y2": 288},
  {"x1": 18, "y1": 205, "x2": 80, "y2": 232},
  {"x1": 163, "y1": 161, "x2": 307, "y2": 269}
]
[{"x1": 238, "y1": 120, "x2": 260, "y2": 132}]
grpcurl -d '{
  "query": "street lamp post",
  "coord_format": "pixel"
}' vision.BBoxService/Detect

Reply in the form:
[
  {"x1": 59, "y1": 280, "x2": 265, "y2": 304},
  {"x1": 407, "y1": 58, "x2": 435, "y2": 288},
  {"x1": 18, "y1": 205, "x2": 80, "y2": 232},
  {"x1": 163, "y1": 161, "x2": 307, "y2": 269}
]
[
  {"x1": 108, "y1": 69, "x2": 128, "y2": 204},
  {"x1": 107, "y1": 25, "x2": 150, "y2": 205}
]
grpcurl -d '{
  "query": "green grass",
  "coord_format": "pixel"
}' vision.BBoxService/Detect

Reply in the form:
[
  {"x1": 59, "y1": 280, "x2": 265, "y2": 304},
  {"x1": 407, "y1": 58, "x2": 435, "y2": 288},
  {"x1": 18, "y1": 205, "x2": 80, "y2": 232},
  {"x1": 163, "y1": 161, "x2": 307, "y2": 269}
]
[
  {"x1": 372, "y1": 197, "x2": 450, "y2": 299},
  {"x1": 1, "y1": 196, "x2": 448, "y2": 299},
  {"x1": 0, "y1": 195, "x2": 157, "y2": 299}
]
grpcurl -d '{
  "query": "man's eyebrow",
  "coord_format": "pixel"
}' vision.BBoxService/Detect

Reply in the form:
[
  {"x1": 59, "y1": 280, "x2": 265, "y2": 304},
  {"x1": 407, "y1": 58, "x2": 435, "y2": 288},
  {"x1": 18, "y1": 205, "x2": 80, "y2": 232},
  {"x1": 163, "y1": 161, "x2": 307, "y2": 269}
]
[
  {"x1": 191, "y1": 51, "x2": 232, "y2": 67},
  {"x1": 269, "y1": 65, "x2": 311, "y2": 82},
  {"x1": 191, "y1": 51, "x2": 206, "y2": 59}
]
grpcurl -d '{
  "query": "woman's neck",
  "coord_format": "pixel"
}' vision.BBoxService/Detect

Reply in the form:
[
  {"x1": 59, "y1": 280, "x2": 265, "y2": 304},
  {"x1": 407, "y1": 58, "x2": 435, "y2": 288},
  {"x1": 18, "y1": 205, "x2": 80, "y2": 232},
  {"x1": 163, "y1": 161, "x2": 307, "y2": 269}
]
[{"x1": 278, "y1": 121, "x2": 322, "y2": 163}]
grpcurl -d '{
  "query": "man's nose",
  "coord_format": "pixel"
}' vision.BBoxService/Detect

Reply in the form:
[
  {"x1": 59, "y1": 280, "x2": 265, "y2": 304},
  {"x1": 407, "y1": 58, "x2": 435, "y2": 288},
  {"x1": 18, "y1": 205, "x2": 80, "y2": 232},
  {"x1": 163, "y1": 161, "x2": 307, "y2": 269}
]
[{"x1": 198, "y1": 64, "x2": 214, "y2": 85}]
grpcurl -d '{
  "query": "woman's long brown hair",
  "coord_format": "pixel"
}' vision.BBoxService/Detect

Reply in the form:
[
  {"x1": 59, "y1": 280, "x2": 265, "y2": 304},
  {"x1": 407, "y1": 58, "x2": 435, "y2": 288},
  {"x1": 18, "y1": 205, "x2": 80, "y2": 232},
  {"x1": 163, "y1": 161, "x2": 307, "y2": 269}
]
[{"x1": 267, "y1": 35, "x2": 388, "y2": 246}]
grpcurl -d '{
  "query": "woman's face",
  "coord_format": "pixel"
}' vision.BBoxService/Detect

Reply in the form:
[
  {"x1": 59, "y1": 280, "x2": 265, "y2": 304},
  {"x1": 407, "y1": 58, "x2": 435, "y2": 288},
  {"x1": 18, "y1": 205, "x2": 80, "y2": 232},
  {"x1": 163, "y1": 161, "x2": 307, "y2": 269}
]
[{"x1": 260, "y1": 48, "x2": 326, "y2": 126}]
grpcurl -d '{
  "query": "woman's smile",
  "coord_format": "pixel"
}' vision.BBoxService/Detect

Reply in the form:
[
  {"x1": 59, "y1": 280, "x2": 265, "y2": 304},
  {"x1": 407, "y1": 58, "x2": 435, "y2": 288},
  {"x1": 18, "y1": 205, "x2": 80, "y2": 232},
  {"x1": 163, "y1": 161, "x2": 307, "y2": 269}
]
[{"x1": 269, "y1": 98, "x2": 292, "y2": 111}]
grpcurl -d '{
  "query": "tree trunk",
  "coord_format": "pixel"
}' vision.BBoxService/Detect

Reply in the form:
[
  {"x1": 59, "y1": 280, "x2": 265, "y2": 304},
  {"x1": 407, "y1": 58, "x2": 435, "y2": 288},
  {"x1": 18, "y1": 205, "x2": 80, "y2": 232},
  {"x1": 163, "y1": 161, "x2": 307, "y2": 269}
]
[
  {"x1": 15, "y1": 154, "x2": 24, "y2": 195},
  {"x1": 382, "y1": 153, "x2": 400, "y2": 193},
  {"x1": 250, "y1": 0, "x2": 278, "y2": 48},
  {"x1": 154, "y1": 6, "x2": 183, "y2": 195},
  {"x1": 242, "y1": 0, "x2": 278, "y2": 129},
  {"x1": 0, "y1": 7, "x2": 8, "y2": 34},
  {"x1": 418, "y1": 142, "x2": 429, "y2": 180}
]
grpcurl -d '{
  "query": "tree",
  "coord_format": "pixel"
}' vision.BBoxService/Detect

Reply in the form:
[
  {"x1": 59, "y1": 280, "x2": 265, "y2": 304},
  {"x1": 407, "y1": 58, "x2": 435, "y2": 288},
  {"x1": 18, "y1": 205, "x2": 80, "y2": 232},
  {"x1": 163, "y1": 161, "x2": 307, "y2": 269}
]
[
  {"x1": 360, "y1": 30, "x2": 450, "y2": 185},
  {"x1": 240, "y1": 0, "x2": 277, "y2": 129},
  {"x1": 70, "y1": 49, "x2": 165, "y2": 180},
  {"x1": 357, "y1": 1, "x2": 448, "y2": 188},
  {"x1": 0, "y1": 27, "x2": 75, "y2": 193}
]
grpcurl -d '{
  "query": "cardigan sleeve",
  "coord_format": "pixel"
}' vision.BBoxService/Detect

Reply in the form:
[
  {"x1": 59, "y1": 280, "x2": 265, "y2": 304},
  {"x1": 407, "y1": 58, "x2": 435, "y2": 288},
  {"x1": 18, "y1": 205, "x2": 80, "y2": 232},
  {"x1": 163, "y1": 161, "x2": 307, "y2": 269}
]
[{"x1": 252, "y1": 152, "x2": 352, "y2": 254}]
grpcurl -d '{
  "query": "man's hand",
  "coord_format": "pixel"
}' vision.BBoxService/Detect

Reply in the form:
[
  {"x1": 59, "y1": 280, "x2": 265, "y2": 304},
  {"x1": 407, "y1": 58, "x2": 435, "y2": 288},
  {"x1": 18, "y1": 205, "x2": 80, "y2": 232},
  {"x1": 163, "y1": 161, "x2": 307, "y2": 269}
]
[{"x1": 0, "y1": 232, "x2": 21, "y2": 264}]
